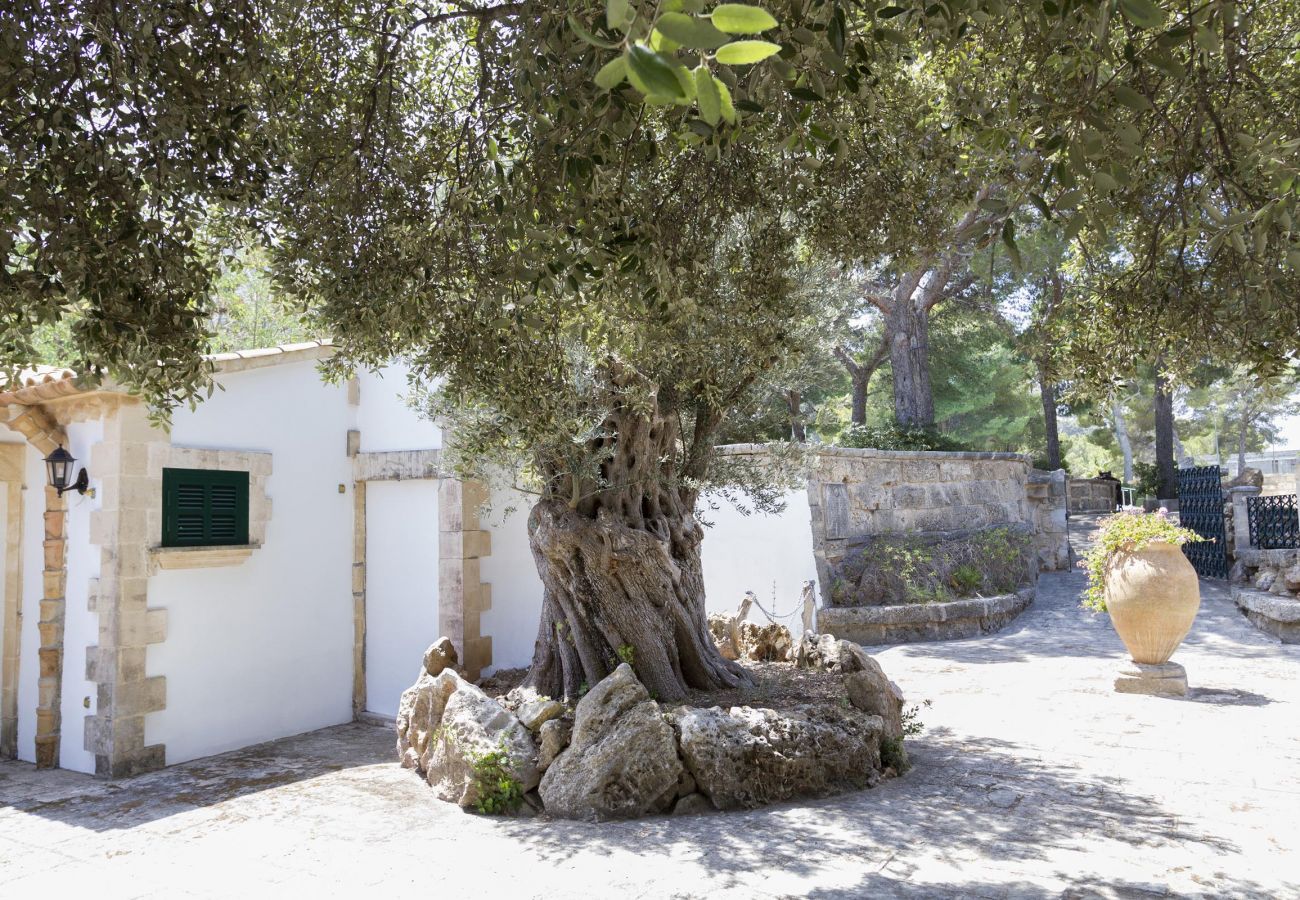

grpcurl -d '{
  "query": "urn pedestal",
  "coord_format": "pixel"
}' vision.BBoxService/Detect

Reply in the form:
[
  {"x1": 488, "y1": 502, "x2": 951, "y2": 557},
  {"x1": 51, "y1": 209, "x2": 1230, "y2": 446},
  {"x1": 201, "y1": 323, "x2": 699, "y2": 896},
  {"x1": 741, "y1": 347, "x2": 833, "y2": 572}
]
[{"x1": 1104, "y1": 540, "x2": 1200, "y2": 697}]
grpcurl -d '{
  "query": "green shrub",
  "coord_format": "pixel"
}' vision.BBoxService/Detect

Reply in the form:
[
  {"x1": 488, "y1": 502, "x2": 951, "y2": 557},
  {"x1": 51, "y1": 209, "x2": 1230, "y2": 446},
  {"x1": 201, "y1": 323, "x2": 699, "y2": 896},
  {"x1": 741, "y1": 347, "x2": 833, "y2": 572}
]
[
  {"x1": 837, "y1": 526, "x2": 1035, "y2": 606},
  {"x1": 1133, "y1": 461, "x2": 1164, "y2": 499},
  {"x1": 950, "y1": 564, "x2": 983, "y2": 594},
  {"x1": 1080, "y1": 510, "x2": 1203, "y2": 612},
  {"x1": 468, "y1": 741, "x2": 525, "y2": 815},
  {"x1": 840, "y1": 422, "x2": 965, "y2": 452},
  {"x1": 881, "y1": 736, "x2": 909, "y2": 772}
]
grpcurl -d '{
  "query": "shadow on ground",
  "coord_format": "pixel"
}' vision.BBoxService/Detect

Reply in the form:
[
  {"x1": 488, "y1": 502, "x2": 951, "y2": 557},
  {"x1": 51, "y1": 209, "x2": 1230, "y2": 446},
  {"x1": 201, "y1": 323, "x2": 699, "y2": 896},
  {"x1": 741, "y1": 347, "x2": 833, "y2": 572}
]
[
  {"x1": 483, "y1": 729, "x2": 1289, "y2": 898},
  {"x1": 0, "y1": 722, "x2": 391, "y2": 832}
]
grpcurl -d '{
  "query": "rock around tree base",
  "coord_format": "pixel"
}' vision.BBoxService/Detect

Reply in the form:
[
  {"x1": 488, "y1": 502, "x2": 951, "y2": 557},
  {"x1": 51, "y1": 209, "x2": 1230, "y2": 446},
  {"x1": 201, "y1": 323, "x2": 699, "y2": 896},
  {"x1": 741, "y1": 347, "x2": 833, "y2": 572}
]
[
  {"x1": 396, "y1": 635, "x2": 910, "y2": 820},
  {"x1": 1114, "y1": 661, "x2": 1188, "y2": 697}
]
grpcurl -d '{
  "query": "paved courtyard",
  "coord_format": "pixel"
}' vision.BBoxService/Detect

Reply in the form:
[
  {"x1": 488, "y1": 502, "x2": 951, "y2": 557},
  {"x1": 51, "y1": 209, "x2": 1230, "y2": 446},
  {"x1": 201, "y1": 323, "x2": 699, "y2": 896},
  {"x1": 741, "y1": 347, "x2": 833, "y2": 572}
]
[{"x1": 3, "y1": 531, "x2": 1299, "y2": 897}]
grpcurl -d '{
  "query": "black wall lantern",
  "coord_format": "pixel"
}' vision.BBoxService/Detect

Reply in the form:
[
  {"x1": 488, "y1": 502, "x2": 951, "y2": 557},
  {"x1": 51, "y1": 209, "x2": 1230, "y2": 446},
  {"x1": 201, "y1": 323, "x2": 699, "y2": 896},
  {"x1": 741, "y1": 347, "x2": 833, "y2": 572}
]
[{"x1": 45, "y1": 444, "x2": 90, "y2": 497}]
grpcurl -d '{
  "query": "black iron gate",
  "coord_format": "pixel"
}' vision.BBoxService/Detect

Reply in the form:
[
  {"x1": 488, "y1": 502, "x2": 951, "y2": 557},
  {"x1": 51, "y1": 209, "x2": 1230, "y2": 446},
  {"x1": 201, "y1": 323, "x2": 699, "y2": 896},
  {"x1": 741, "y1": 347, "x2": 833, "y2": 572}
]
[
  {"x1": 1246, "y1": 494, "x2": 1300, "y2": 549},
  {"x1": 1177, "y1": 465, "x2": 1228, "y2": 578}
]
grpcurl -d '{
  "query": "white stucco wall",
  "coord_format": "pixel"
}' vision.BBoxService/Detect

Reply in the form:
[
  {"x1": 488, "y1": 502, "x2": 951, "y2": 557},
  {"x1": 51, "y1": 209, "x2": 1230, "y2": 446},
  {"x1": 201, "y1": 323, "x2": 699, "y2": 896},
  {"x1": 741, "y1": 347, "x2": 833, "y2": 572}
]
[
  {"x1": 0, "y1": 434, "x2": 18, "y2": 758},
  {"x1": 16, "y1": 443, "x2": 45, "y2": 763},
  {"x1": 364, "y1": 480, "x2": 439, "y2": 717},
  {"x1": 355, "y1": 364, "x2": 441, "y2": 453},
  {"x1": 700, "y1": 489, "x2": 819, "y2": 637},
  {"x1": 146, "y1": 359, "x2": 356, "y2": 764},
  {"x1": 478, "y1": 490, "x2": 544, "y2": 673},
  {"x1": 475, "y1": 487, "x2": 821, "y2": 673},
  {"x1": 59, "y1": 418, "x2": 104, "y2": 773}
]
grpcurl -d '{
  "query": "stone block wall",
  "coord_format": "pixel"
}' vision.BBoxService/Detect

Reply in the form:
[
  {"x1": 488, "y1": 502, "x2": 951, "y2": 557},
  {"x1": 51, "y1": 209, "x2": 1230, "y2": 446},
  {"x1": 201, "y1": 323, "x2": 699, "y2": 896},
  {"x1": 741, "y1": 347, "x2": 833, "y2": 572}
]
[
  {"x1": 1027, "y1": 469, "x2": 1070, "y2": 572},
  {"x1": 805, "y1": 448, "x2": 1058, "y2": 605},
  {"x1": 1067, "y1": 477, "x2": 1118, "y2": 513}
]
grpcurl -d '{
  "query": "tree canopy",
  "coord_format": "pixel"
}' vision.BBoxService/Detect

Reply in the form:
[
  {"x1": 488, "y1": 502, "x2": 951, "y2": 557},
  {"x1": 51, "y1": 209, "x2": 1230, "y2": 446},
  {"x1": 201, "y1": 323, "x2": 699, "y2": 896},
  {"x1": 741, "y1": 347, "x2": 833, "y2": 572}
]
[{"x1": 5, "y1": 0, "x2": 1300, "y2": 695}]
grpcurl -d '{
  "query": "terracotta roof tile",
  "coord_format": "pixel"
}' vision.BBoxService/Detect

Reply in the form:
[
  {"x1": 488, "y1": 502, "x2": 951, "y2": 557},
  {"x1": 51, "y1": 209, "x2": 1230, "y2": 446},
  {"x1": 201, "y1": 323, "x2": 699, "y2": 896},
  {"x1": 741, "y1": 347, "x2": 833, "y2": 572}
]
[{"x1": 0, "y1": 339, "x2": 336, "y2": 407}]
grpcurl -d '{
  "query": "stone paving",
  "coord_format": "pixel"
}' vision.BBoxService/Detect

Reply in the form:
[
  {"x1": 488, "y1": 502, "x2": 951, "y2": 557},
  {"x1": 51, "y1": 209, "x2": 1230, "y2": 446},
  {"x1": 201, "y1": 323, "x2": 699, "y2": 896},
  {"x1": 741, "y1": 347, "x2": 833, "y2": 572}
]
[{"x1": 3, "y1": 518, "x2": 1300, "y2": 898}]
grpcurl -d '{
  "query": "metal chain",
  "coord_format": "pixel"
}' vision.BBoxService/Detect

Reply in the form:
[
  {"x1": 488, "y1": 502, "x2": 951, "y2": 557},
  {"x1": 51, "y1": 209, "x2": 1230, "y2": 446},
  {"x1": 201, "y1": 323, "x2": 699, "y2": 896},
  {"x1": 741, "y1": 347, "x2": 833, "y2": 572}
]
[{"x1": 747, "y1": 592, "x2": 803, "y2": 624}]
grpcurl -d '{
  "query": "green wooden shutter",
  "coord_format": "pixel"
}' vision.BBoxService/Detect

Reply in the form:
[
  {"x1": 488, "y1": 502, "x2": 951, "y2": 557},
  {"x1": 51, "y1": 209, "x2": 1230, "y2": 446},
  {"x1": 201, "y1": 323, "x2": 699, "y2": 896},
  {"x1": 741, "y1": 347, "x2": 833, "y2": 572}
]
[{"x1": 162, "y1": 468, "x2": 250, "y2": 547}]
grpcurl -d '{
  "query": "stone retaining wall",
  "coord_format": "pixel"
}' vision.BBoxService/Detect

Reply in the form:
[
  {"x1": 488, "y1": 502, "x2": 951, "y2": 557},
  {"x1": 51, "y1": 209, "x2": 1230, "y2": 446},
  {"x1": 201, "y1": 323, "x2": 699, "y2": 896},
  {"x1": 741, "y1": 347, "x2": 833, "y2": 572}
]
[
  {"x1": 1028, "y1": 469, "x2": 1070, "y2": 571},
  {"x1": 1068, "y1": 477, "x2": 1118, "y2": 513},
  {"x1": 803, "y1": 448, "x2": 1064, "y2": 604},
  {"x1": 818, "y1": 588, "x2": 1034, "y2": 645},
  {"x1": 1232, "y1": 586, "x2": 1300, "y2": 643}
]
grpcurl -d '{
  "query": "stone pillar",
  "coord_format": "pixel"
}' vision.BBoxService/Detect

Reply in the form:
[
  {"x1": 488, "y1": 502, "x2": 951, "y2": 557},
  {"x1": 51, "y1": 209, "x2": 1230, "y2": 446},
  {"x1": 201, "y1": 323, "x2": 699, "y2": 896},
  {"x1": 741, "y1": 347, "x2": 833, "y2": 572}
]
[
  {"x1": 2, "y1": 405, "x2": 69, "y2": 768},
  {"x1": 34, "y1": 487, "x2": 67, "y2": 768},
  {"x1": 1027, "y1": 469, "x2": 1070, "y2": 572},
  {"x1": 438, "y1": 478, "x2": 492, "y2": 679},
  {"x1": 1230, "y1": 485, "x2": 1262, "y2": 561},
  {"x1": 85, "y1": 402, "x2": 168, "y2": 777}
]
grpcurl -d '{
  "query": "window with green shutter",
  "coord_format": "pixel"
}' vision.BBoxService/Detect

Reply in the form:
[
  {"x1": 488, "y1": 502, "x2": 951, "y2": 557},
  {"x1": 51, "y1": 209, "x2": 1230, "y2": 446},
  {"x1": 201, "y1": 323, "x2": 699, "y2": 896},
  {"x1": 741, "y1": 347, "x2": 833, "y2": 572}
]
[{"x1": 162, "y1": 468, "x2": 250, "y2": 547}]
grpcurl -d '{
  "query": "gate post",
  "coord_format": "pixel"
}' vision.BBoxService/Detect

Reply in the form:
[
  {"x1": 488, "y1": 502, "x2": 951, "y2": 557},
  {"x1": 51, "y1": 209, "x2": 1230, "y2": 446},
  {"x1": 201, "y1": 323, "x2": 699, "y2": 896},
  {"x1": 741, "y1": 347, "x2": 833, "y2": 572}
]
[{"x1": 1229, "y1": 485, "x2": 1262, "y2": 560}]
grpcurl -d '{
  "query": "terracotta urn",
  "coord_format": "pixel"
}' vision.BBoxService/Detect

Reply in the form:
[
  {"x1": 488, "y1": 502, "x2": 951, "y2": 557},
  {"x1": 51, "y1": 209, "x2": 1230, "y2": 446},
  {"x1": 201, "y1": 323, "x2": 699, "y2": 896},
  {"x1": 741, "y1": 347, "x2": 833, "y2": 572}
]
[{"x1": 1103, "y1": 540, "x2": 1200, "y2": 664}]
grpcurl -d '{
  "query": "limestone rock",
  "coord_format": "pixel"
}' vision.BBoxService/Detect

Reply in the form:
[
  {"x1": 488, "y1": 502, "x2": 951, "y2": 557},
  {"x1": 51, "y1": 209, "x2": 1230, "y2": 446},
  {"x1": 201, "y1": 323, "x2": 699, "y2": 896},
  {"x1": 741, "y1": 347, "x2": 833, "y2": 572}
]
[
  {"x1": 708, "y1": 593, "x2": 756, "y2": 661},
  {"x1": 422, "y1": 637, "x2": 459, "y2": 677},
  {"x1": 1256, "y1": 569, "x2": 1278, "y2": 592},
  {"x1": 844, "y1": 656, "x2": 906, "y2": 741},
  {"x1": 673, "y1": 704, "x2": 884, "y2": 809},
  {"x1": 1284, "y1": 564, "x2": 1300, "y2": 592},
  {"x1": 712, "y1": 617, "x2": 794, "y2": 662},
  {"x1": 1227, "y1": 467, "x2": 1264, "y2": 489},
  {"x1": 736, "y1": 621, "x2": 793, "y2": 662},
  {"x1": 536, "y1": 718, "x2": 571, "y2": 771},
  {"x1": 422, "y1": 679, "x2": 540, "y2": 809},
  {"x1": 673, "y1": 793, "x2": 713, "y2": 816},
  {"x1": 707, "y1": 613, "x2": 739, "y2": 661},
  {"x1": 395, "y1": 668, "x2": 460, "y2": 770},
  {"x1": 517, "y1": 697, "x2": 566, "y2": 732},
  {"x1": 795, "y1": 632, "x2": 868, "y2": 673},
  {"x1": 538, "y1": 664, "x2": 683, "y2": 821}
]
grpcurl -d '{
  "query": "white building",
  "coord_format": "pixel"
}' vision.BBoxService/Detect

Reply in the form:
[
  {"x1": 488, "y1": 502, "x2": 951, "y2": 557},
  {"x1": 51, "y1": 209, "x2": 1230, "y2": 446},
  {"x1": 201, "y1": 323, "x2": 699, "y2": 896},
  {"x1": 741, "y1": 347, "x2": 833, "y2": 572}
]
[{"x1": 0, "y1": 343, "x2": 816, "y2": 777}]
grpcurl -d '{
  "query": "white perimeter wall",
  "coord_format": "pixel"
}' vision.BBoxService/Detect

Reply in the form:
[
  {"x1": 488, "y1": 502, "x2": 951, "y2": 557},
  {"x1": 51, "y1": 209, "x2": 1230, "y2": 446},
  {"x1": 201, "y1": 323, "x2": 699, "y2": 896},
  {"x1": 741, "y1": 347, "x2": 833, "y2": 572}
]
[
  {"x1": 700, "y1": 489, "x2": 819, "y2": 638},
  {"x1": 15, "y1": 442, "x2": 46, "y2": 764},
  {"x1": 478, "y1": 489, "x2": 544, "y2": 673},
  {"x1": 364, "y1": 480, "x2": 439, "y2": 717},
  {"x1": 475, "y1": 487, "x2": 820, "y2": 674},
  {"x1": 147, "y1": 359, "x2": 356, "y2": 765},
  {"x1": 355, "y1": 364, "x2": 441, "y2": 453}
]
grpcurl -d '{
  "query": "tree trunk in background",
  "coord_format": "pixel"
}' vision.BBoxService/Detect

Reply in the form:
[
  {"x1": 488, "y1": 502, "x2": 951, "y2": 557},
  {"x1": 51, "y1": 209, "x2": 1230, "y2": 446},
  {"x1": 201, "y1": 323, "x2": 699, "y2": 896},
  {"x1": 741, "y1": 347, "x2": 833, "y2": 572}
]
[
  {"x1": 786, "y1": 389, "x2": 806, "y2": 442},
  {"x1": 850, "y1": 373, "x2": 868, "y2": 425},
  {"x1": 1153, "y1": 370, "x2": 1177, "y2": 499},
  {"x1": 888, "y1": 300, "x2": 934, "y2": 426},
  {"x1": 1038, "y1": 370, "x2": 1061, "y2": 470},
  {"x1": 1238, "y1": 414, "x2": 1249, "y2": 476},
  {"x1": 835, "y1": 339, "x2": 888, "y2": 427},
  {"x1": 1112, "y1": 396, "x2": 1135, "y2": 483},
  {"x1": 522, "y1": 403, "x2": 751, "y2": 703}
]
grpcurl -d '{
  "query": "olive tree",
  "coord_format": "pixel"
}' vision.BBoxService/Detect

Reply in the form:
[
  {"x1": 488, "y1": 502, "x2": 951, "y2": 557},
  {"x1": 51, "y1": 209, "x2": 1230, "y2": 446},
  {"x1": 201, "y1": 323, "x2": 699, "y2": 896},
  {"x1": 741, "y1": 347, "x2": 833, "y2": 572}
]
[{"x1": 5, "y1": 0, "x2": 1298, "y2": 701}]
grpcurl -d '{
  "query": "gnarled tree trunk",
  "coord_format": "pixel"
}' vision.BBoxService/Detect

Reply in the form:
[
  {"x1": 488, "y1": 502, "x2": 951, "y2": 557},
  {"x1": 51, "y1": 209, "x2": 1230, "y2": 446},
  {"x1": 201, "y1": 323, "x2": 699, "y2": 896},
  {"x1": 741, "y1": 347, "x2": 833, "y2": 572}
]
[
  {"x1": 887, "y1": 299, "x2": 934, "y2": 427},
  {"x1": 522, "y1": 396, "x2": 752, "y2": 702}
]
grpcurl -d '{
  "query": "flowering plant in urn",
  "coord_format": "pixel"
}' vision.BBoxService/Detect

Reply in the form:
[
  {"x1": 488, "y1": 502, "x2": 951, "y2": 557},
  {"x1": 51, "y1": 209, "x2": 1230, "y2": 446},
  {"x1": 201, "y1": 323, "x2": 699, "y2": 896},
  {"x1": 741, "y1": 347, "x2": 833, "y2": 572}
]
[{"x1": 1081, "y1": 508, "x2": 1204, "y2": 666}]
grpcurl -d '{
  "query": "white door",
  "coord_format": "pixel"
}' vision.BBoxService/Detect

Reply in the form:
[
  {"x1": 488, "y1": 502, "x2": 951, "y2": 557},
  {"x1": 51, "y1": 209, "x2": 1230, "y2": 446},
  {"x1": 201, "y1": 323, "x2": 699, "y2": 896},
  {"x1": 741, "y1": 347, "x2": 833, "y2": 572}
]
[{"x1": 364, "y1": 480, "x2": 440, "y2": 718}]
